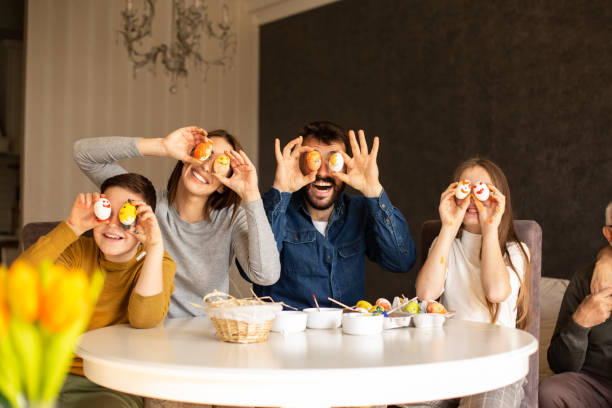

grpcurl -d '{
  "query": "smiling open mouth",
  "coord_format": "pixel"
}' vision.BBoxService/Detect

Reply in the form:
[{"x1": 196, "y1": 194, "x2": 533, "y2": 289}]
[
  {"x1": 192, "y1": 169, "x2": 208, "y2": 184},
  {"x1": 312, "y1": 180, "x2": 332, "y2": 192},
  {"x1": 103, "y1": 232, "x2": 124, "y2": 240}
]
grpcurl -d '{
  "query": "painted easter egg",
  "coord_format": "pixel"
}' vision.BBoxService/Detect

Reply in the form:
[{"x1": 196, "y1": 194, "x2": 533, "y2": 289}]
[
  {"x1": 356, "y1": 300, "x2": 373, "y2": 311},
  {"x1": 328, "y1": 152, "x2": 344, "y2": 172},
  {"x1": 369, "y1": 305, "x2": 384, "y2": 315},
  {"x1": 426, "y1": 301, "x2": 447, "y2": 314},
  {"x1": 375, "y1": 298, "x2": 391, "y2": 310},
  {"x1": 193, "y1": 141, "x2": 213, "y2": 161},
  {"x1": 472, "y1": 181, "x2": 490, "y2": 201},
  {"x1": 306, "y1": 151, "x2": 322, "y2": 172},
  {"x1": 93, "y1": 197, "x2": 111, "y2": 221},
  {"x1": 455, "y1": 179, "x2": 471, "y2": 200},
  {"x1": 402, "y1": 300, "x2": 419, "y2": 314},
  {"x1": 118, "y1": 200, "x2": 137, "y2": 229},
  {"x1": 213, "y1": 154, "x2": 231, "y2": 174}
]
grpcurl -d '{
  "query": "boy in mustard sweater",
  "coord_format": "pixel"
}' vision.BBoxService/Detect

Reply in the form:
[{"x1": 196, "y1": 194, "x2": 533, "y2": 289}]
[{"x1": 19, "y1": 173, "x2": 176, "y2": 408}]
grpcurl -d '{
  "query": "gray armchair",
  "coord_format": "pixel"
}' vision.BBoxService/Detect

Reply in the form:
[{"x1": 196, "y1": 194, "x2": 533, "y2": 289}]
[{"x1": 420, "y1": 220, "x2": 542, "y2": 408}]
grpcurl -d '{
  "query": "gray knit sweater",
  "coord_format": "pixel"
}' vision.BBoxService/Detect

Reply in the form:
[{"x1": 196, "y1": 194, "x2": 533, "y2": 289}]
[{"x1": 73, "y1": 137, "x2": 280, "y2": 317}]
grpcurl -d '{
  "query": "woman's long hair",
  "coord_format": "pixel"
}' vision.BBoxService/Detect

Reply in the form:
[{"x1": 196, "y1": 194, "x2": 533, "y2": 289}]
[
  {"x1": 166, "y1": 129, "x2": 243, "y2": 223},
  {"x1": 452, "y1": 158, "x2": 531, "y2": 330}
]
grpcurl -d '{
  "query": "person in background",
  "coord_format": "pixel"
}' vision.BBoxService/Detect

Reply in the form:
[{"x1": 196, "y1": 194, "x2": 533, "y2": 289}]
[
  {"x1": 73, "y1": 127, "x2": 280, "y2": 317},
  {"x1": 539, "y1": 201, "x2": 612, "y2": 408},
  {"x1": 18, "y1": 173, "x2": 176, "y2": 408},
  {"x1": 248, "y1": 121, "x2": 416, "y2": 310}
]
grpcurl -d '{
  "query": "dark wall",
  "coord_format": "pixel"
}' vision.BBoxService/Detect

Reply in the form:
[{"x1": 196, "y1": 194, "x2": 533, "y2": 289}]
[{"x1": 259, "y1": 0, "x2": 612, "y2": 300}]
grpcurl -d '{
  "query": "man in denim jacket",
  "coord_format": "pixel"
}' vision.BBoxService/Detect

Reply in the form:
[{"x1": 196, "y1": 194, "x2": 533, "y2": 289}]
[{"x1": 243, "y1": 121, "x2": 416, "y2": 310}]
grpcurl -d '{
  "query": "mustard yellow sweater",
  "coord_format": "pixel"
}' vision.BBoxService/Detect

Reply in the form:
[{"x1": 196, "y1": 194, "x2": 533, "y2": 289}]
[{"x1": 18, "y1": 221, "x2": 176, "y2": 375}]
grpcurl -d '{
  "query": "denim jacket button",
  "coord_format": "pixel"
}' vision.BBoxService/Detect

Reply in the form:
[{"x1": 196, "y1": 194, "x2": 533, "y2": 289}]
[{"x1": 382, "y1": 204, "x2": 386, "y2": 209}]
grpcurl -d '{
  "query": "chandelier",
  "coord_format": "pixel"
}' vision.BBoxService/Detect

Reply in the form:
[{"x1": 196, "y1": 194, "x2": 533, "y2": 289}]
[{"x1": 119, "y1": 0, "x2": 236, "y2": 93}]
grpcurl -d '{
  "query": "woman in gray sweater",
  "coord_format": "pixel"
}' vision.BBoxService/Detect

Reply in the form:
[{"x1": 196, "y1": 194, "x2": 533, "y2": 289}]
[{"x1": 73, "y1": 126, "x2": 280, "y2": 317}]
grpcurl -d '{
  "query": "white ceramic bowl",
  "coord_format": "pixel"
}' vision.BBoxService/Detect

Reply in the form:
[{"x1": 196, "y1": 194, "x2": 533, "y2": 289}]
[
  {"x1": 270, "y1": 311, "x2": 308, "y2": 333},
  {"x1": 342, "y1": 313, "x2": 384, "y2": 335},
  {"x1": 412, "y1": 313, "x2": 446, "y2": 328},
  {"x1": 303, "y1": 308, "x2": 343, "y2": 329}
]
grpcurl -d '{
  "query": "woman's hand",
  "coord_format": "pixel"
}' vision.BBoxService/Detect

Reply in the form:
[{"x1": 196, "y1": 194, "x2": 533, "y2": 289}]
[
  {"x1": 272, "y1": 136, "x2": 316, "y2": 193},
  {"x1": 161, "y1": 126, "x2": 208, "y2": 163},
  {"x1": 473, "y1": 184, "x2": 505, "y2": 233},
  {"x1": 213, "y1": 150, "x2": 261, "y2": 203},
  {"x1": 439, "y1": 182, "x2": 469, "y2": 232},
  {"x1": 132, "y1": 200, "x2": 163, "y2": 249},
  {"x1": 332, "y1": 130, "x2": 383, "y2": 197},
  {"x1": 66, "y1": 193, "x2": 106, "y2": 236}
]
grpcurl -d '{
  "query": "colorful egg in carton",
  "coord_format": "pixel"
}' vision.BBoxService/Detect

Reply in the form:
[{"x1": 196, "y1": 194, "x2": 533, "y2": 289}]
[
  {"x1": 118, "y1": 200, "x2": 137, "y2": 229},
  {"x1": 306, "y1": 150, "x2": 322, "y2": 172},
  {"x1": 193, "y1": 141, "x2": 213, "y2": 161},
  {"x1": 472, "y1": 181, "x2": 490, "y2": 201},
  {"x1": 328, "y1": 152, "x2": 344, "y2": 172},
  {"x1": 93, "y1": 196, "x2": 111, "y2": 221},
  {"x1": 455, "y1": 179, "x2": 471, "y2": 200}
]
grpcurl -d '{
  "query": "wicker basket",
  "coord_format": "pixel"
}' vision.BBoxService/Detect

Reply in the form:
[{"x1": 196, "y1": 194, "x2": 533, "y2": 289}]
[{"x1": 203, "y1": 291, "x2": 282, "y2": 344}]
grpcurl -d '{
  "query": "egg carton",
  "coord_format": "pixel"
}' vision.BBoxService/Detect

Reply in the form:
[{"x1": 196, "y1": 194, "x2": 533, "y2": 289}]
[{"x1": 383, "y1": 311, "x2": 412, "y2": 330}]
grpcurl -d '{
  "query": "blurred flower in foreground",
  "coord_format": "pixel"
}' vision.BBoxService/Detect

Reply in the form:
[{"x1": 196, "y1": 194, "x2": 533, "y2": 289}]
[{"x1": 0, "y1": 260, "x2": 104, "y2": 408}]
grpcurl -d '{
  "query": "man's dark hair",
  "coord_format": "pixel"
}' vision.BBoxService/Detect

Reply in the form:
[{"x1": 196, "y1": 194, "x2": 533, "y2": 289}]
[
  {"x1": 101, "y1": 173, "x2": 157, "y2": 212},
  {"x1": 298, "y1": 121, "x2": 350, "y2": 154}
]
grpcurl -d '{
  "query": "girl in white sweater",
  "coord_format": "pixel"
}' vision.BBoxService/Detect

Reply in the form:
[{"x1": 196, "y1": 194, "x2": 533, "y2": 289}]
[{"x1": 414, "y1": 158, "x2": 531, "y2": 408}]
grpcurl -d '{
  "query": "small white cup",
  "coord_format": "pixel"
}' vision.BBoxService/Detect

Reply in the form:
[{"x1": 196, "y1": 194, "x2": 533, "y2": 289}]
[
  {"x1": 270, "y1": 311, "x2": 308, "y2": 333},
  {"x1": 412, "y1": 313, "x2": 446, "y2": 328},
  {"x1": 303, "y1": 308, "x2": 343, "y2": 329},
  {"x1": 342, "y1": 313, "x2": 384, "y2": 335}
]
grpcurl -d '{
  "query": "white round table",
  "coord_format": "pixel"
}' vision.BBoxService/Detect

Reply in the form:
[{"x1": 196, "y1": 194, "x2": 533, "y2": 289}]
[{"x1": 76, "y1": 317, "x2": 537, "y2": 408}]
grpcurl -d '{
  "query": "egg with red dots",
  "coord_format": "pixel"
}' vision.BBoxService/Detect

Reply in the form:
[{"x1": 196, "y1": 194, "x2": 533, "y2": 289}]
[{"x1": 472, "y1": 181, "x2": 490, "y2": 201}]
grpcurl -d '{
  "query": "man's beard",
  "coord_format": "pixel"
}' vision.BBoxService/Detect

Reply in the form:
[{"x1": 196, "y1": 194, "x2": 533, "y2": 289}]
[{"x1": 300, "y1": 176, "x2": 345, "y2": 211}]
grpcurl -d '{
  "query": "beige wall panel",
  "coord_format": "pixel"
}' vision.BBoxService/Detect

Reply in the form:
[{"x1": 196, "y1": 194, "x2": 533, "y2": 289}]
[{"x1": 23, "y1": 0, "x2": 257, "y2": 225}]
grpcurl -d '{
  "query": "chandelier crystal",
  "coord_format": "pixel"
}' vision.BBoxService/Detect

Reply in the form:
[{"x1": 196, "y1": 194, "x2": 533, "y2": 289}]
[{"x1": 119, "y1": 0, "x2": 236, "y2": 93}]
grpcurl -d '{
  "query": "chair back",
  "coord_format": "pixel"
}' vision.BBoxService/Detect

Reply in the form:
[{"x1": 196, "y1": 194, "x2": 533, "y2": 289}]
[
  {"x1": 419, "y1": 219, "x2": 542, "y2": 408},
  {"x1": 22, "y1": 222, "x2": 61, "y2": 251}
]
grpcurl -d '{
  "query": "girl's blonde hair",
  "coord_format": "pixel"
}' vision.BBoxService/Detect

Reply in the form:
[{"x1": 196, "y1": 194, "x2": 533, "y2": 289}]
[{"x1": 452, "y1": 158, "x2": 531, "y2": 330}]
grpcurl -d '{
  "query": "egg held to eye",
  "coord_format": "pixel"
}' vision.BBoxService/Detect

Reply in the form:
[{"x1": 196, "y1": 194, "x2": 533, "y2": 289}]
[
  {"x1": 472, "y1": 181, "x2": 490, "y2": 201},
  {"x1": 328, "y1": 152, "x2": 344, "y2": 172},
  {"x1": 93, "y1": 197, "x2": 111, "y2": 221},
  {"x1": 193, "y1": 141, "x2": 213, "y2": 161},
  {"x1": 118, "y1": 200, "x2": 137, "y2": 229},
  {"x1": 306, "y1": 151, "x2": 322, "y2": 172},
  {"x1": 213, "y1": 154, "x2": 230, "y2": 174},
  {"x1": 455, "y1": 179, "x2": 471, "y2": 200}
]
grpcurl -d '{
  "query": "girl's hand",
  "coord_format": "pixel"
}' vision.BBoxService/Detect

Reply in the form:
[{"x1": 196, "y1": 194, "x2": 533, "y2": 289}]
[
  {"x1": 66, "y1": 193, "x2": 106, "y2": 236},
  {"x1": 213, "y1": 150, "x2": 261, "y2": 203},
  {"x1": 161, "y1": 126, "x2": 208, "y2": 163},
  {"x1": 332, "y1": 130, "x2": 383, "y2": 197},
  {"x1": 132, "y1": 200, "x2": 163, "y2": 249},
  {"x1": 439, "y1": 182, "x2": 469, "y2": 232},
  {"x1": 473, "y1": 184, "x2": 506, "y2": 233},
  {"x1": 272, "y1": 136, "x2": 316, "y2": 193}
]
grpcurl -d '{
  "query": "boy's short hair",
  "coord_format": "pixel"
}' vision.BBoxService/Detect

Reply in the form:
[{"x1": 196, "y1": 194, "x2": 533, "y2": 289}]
[
  {"x1": 101, "y1": 173, "x2": 157, "y2": 212},
  {"x1": 298, "y1": 121, "x2": 350, "y2": 154}
]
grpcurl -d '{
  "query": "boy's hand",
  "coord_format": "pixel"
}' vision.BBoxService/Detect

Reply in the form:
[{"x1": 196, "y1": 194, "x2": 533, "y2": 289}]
[
  {"x1": 132, "y1": 200, "x2": 162, "y2": 249},
  {"x1": 66, "y1": 193, "x2": 106, "y2": 236}
]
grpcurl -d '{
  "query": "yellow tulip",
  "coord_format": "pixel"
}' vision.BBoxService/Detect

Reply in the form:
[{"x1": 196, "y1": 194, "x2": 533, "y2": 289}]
[
  {"x1": 7, "y1": 261, "x2": 40, "y2": 323},
  {"x1": 40, "y1": 266, "x2": 89, "y2": 332},
  {"x1": 0, "y1": 267, "x2": 8, "y2": 336}
]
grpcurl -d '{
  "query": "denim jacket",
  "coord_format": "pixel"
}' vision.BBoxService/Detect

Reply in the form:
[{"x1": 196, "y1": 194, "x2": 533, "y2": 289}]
[{"x1": 239, "y1": 187, "x2": 416, "y2": 310}]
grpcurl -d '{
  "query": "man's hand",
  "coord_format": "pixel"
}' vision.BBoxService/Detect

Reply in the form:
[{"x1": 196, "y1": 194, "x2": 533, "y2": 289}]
[
  {"x1": 572, "y1": 286, "x2": 612, "y2": 328},
  {"x1": 332, "y1": 130, "x2": 383, "y2": 197},
  {"x1": 591, "y1": 246, "x2": 612, "y2": 293},
  {"x1": 66, "y1": 193, "x2": 105, "y2": 236},
  {"x1": 272, "y1": 136, "x2": 316, "y2": 193}
]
